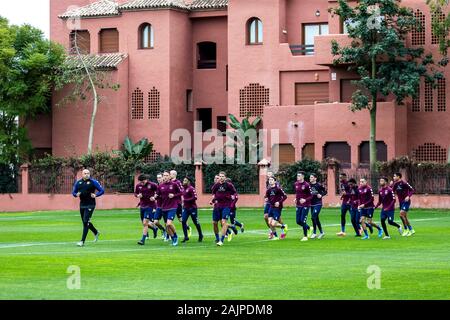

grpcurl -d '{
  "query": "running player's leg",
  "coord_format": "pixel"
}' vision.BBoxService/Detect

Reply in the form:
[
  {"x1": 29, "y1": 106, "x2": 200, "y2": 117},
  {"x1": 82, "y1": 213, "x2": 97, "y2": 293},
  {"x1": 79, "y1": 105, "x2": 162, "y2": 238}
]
[
  {"x1": 360, "y1": 210, "x2": 369, "y2": 239},
  {"x1": 400, "y1": 201, "x2": 414, "y2": 235},
  {"x1": 314, "y1": 205, "x2": 323, "y2": 236},
  {"x1": 339, "y1": 204, "x2": 349, "y2": 235},
  {"x1": 190, "y1": 208, "x2": 203, "y2": 242},
  {"x1": 380, "y1": 210, "x2": 389, "y2": 237},
  {"x1": 212, "y1": 208, "x2": 220, "y2": 243},
  {"x1": 298, "y1": 207, "x2": 310, "y2": 240},
  {"x1": 138, "y1": 218, "x2": 151, "y2": 245},
  {"x1": 311, "y1": 207, "x2": 318, "y2": 237},
  {"x1": 264, "y1": 203, "x2": 272, "y2": 237},
  {"x1": 387, "y1": 210, "x2": 402, "y2": 235},
  {"x1": 219, "y1": 208, "x2": 231, "y2": 245},
  {"x1": 350, "y1": 208, "x2": 361, "y2": 236},
  {"x1": 181, "y1": 208, "x2": 190, "y2": 241},
  {"x1": 367, "y1": 209, "x2": 382, "y2": 237},
  {"x1": 81, "y1": 207, "x2": 97, "y2": 243},
  {"x1": 269, "y1": 208, "x2": 286, "y2": 239},
  {"x1": 229, "y1": 210, "x2": 238, "y2": 235},
  {"x1": 166, "y1": 209, "x2": 178, "y2": 246}
]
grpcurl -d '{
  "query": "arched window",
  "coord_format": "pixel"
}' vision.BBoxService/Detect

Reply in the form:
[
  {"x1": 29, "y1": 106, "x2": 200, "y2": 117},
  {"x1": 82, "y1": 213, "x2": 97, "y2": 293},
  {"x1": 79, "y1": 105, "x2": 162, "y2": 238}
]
[
  {"x1": 359, "y1": 141, "x2": 387, "y2": 167},
  {"x1": 139, "y1": 23, "x2": 154, "y2": 49},
  {"x1": 323, "y1": 142, "x2": 351, "y2": 168},
  {"x1": 247, "y1": 17, "x2": 263, "y2": 44}
]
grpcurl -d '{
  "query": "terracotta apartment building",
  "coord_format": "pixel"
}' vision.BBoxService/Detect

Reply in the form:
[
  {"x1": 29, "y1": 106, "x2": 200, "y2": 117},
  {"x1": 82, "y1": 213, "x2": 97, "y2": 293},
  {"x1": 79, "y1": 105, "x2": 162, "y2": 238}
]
[{"x1": 27, "y1": 0, "x2": 450, "y2": 168}]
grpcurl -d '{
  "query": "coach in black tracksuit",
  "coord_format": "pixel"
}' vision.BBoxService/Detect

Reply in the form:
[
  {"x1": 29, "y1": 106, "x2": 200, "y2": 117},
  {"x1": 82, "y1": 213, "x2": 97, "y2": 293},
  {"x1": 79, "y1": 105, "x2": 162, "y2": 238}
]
[{"x1": 72, "y1": 169, "x2": 104, "y2": 247}]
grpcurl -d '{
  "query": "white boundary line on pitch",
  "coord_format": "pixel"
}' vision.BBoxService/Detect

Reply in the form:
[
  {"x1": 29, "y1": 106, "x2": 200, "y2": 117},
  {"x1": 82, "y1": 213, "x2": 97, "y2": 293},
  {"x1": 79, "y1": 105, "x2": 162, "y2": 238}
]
[
  {"x1": 0, "y1": 218, "x2": 441, "y2": 251},
  {"x1": 3, "y1": 238, "x2": 277, "y2": 256}
]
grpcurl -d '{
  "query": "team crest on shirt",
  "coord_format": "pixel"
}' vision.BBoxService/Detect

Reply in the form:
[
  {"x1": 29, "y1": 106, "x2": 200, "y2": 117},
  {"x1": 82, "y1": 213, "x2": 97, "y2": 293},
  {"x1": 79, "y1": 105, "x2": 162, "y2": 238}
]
[{"x1": 302, "y1": 186, "x2": 305, "y2": 190}]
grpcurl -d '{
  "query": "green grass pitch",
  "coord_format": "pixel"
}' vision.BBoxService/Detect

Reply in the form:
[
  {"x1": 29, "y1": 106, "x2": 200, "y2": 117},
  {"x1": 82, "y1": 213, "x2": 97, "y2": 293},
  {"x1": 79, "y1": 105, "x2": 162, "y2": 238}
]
[{"x1": 0, "y1": 208, "x2": 449, "y2": 300}]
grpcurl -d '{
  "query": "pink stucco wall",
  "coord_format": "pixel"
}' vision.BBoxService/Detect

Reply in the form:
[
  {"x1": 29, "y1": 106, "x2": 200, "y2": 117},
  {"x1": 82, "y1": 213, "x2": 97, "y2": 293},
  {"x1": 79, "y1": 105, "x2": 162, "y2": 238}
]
[{"x1": 264, "y1": 102, "x2": 408, "y2": 166}]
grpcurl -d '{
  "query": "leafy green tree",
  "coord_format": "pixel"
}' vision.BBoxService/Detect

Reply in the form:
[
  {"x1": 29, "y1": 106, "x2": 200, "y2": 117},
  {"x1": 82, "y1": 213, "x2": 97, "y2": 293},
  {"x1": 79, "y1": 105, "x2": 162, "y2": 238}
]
[
  {"x1": 427, "y1": 0, "x2": 450, "y2": 59},
  {"x1": 0, "y1": 17, "x2": 65, "y2": 192},
  {"x1": 330, "y1": 0, "x2": 442, "y2": 171}
]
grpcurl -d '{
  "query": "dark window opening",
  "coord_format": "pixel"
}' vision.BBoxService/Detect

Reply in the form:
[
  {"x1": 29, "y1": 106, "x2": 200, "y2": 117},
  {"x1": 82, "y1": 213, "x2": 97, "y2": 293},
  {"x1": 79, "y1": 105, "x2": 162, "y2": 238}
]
[
  {"x1": 217, "y1": 116, "x2": 227, "y2": 135},
  {"x1": 197, "y1": 42, "x2": 216, "y2": 69},
  {"x1": 324, "y1": 142, "x2": 351, "y2": 168},
  {"x1": 198, "y1": 108, "x2": 212, "y2": 132},
  {"x1": 359, "y1": 141, "x2": 388, "y2": 167}
]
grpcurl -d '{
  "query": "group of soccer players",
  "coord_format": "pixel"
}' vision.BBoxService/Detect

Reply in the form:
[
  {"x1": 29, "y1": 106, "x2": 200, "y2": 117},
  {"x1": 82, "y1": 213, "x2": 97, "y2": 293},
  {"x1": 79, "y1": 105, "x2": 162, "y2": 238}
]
[
  {"x1": 337, "y1": 172, "x2": 415, "y2": 239},
  {"x1": 261, "y1": 170, "x2": 415, "y2": 241},
  {"x1": 133, "y1": 170, "x2": 245, "y2": 246},
  {"x1": 72, "y1": 168, "x2": 415, "y2": 247}
]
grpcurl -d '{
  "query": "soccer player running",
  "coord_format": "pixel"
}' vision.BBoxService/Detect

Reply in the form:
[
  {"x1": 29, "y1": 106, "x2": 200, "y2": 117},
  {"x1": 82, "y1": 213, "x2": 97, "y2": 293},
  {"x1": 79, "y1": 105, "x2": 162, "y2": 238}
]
[
  {"x1": 72, "y1": 169, "x2": 104, "y2": 247},
  {"x1": 227, "y1": 178, "x2": 244, "y2": 235},
  {"x1": 337, "y1": 173, "x2": 351, "y2": 237},
  {"x1": 264, "y1": 171, "x2": 275, "y2": 238},
  {"x1": 375, "y1": 177, "x2": 403, "y2": 240},
  {"x1": 309, "y1": 173, "x2": 327, "y2": 239},
  {"x1": 358, "y1": 178, "x2": 383, "y2": 240},
  {"x1": 211, "y1": 171, "x2": 237, "y2": 246},
  {"x1": 392, "y1": 172, "x2": 415, "y2": 236},
  {"x1": 153, "y1": 173, "x2": 168, "y2": 241},
  {"x1": 265, "y1": 176, "x2": 288, "y2": 240},
  {"x1": 210, "y1": 175, "x2": 221, "y2": 244},
  {"x1": 155, "y1": 171, "x2": 182, "y2": 246},
  {"x1": 294, "y1": 171, "x2": 312, "y2": 242},
  {"x1": 348, "y1": 178, "x2": 362, "y2": 237},
  {"x1": 181, "y1": 176, "x2": 203, "y2": 243},
  {"x1": 171, "y1": 170, "x2": 191, "y2": 238},
  {"x1": 135, "y1": 174, "x2": 159, "y2": 245}
]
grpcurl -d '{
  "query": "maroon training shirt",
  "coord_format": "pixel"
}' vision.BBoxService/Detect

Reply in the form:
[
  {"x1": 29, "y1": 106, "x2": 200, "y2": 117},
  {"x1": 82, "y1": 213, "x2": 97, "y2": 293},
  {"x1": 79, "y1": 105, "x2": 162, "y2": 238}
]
[
  {"x1": 157, "y1": 181, "x2": 182, "y2": 211},
  {"x1": 134, "y1": 182, "x2": 158, "y2": 209},
  {"x1": 294, "y1": 181, "x2": 312, "y2": 207}
]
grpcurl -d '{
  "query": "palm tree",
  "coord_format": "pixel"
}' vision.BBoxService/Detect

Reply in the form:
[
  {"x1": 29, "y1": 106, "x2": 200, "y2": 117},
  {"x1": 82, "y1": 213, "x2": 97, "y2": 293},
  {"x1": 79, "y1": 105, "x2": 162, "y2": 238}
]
[{"x1": 220, "y1": 114, "x2": 262, "y2": 164}]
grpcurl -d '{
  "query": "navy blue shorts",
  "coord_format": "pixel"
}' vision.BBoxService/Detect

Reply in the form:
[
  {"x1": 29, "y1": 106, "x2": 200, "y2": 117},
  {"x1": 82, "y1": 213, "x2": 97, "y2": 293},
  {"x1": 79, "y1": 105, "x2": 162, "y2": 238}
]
[
  {"x1": 381, "y1": 210, "x2": 395, "y2": 221},
  {"x1": 165, "y1": 209, "x2": 177, "y2": 221},
  {"x1": 264, "y1": 203, "x2": 271, "y2": 215},
  {"x1": 154, "y1": 208, "x2": 163, "y2": 220},
  {"x1": 140, "y1": 207, "x2": 154, "y2": 221},
  {"x1": 400, "y1": 201, "x2": 411, "y2": 212},
  {"x1": 268, "y1": 207, "x2": 282, "y2": 221},
  {"x1": 212, "y1": 207, "x2": 220, "y2": 222},
  {"x1": 217, "y1": 207, "x2": 231, "y2": 221},
  {"x1": 360, "y1": 208, "x2": 375, "y2": 218}
]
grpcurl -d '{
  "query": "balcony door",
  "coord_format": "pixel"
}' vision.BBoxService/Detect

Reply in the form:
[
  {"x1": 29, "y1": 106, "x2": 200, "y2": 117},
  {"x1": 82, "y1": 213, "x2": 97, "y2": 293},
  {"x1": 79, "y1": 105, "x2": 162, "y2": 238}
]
[{"x1": 303, "y1": 23, "x2": 328, "y2": 55}]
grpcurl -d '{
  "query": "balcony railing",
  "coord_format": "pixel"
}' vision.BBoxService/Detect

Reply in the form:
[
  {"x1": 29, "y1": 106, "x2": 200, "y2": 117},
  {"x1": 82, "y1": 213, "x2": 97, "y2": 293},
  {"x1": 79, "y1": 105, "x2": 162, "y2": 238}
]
[
  {"x1": 289, "y1": 44, "x2": 314, "y2": 56},
  {"x1": 197, "y1": 59, "x2": 217, "y2": 69}
]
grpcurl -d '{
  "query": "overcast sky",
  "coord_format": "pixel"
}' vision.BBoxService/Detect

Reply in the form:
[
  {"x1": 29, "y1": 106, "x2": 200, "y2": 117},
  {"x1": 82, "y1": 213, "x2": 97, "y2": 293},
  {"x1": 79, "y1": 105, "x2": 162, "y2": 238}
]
[{"x1": 0, "y1": 0, "x2": 50, "y2": 38}]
